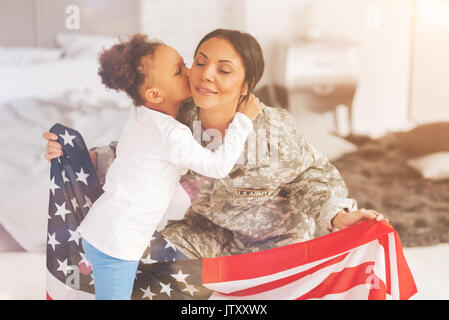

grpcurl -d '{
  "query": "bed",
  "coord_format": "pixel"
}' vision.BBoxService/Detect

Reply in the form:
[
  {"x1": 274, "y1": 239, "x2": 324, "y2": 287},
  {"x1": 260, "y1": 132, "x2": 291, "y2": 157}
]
[
  {"x1": 0, "y1": 35, "x2": 137, "y2": 300},
  {"x1": 0, "y1": 34, "x2": 133, "y2": 254}
]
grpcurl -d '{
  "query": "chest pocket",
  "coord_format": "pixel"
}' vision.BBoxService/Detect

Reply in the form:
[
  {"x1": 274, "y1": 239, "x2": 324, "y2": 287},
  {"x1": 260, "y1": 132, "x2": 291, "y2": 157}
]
[{"x1": 208, "y1": 162, "x2": 299, "y2": 213}]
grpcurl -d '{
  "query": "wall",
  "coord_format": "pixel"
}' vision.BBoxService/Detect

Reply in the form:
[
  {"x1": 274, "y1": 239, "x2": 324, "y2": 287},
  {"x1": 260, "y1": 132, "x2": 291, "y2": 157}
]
[
  {"x1": 141, "y1": 0, "x2": 415, "y2": 137},
  {"x1": 0, "y1": 0, "x2": 36, "y2": 46},
  {"x1": 140, "y1": 0, "x2": 242, "y2": 67},
  {"x1": 410, "y1": 0, "x2": 449, "y2": 123},
  {"x1": 0, "y1": 0, "x2": 140, "y2": 47},
  {"x1": 242, "y1": 0, "x2": 413, "y2": 137},
  {"x1": 3, "y1": 0, "x2": 445, "y2": 137},
  {"x1": 241, "y1": 0, "x2": 305, "y2": 87},
  {"x1": 343, "y1": 0, "x2": 412, "y2": 137}
]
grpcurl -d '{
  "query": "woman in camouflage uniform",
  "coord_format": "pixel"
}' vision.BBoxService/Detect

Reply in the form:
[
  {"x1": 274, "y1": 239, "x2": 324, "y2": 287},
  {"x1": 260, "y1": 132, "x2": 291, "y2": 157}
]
[{"x1": 44, "y1": 29, "x2": 387, "y2": 260}]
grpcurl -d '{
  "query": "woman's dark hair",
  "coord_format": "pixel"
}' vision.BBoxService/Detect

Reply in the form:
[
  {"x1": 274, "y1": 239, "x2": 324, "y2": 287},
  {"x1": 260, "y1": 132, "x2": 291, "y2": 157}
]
[
  {"x1": 98, "y1": 34, "x2": 162, "y2": 106},
  {"x1": 194, "y1": 29, "x2": 265, "y2": 106}
]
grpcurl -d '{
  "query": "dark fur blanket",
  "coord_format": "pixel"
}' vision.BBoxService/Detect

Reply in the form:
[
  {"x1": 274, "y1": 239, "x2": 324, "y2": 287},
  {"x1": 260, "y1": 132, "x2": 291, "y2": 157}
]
[{"x1": 333, "y1": 122, "x2": 449, "y2": 247}]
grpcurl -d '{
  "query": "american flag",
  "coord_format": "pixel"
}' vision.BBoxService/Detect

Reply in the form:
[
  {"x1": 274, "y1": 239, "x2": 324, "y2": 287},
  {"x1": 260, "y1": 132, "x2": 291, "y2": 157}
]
[{"x1": 46, "y1": 123, "x2": 417, "y2": 300}]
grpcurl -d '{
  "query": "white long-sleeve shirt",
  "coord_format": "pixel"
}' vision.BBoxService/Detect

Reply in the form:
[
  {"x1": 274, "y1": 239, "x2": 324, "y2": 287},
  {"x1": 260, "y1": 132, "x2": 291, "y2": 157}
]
[{"x1": 79, "y1": 105, "x2": 253, "y2": 261}]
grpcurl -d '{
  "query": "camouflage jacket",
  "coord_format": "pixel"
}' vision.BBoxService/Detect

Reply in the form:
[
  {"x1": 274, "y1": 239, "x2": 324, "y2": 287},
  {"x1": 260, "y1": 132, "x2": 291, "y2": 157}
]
[{"x1": 92, "y1": 99, "x2": 357, "y2": 258}]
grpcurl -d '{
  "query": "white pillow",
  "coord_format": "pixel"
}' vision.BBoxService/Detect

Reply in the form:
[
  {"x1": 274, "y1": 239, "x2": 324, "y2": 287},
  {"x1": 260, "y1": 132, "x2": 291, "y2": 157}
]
[
  {"x1": 407, "y1": 151, "x2": 449, "y2": 180},
  {"x1": 0, "y1": 47, "x2": 62, "y2": 65},
  {"x1": 56, "y1": 33, "x2": 119, "y2": 59}
]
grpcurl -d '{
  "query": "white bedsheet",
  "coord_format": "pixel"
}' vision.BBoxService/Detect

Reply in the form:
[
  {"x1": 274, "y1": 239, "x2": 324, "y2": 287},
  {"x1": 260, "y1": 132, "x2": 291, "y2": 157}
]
[{"x1": 0, "y1": 57, "x2": 133, "y2": 106}]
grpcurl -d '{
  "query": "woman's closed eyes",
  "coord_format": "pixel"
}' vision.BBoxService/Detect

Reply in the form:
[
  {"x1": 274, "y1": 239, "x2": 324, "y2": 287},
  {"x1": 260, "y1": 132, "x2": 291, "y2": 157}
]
[
  {"x1": 194, "y1": 59, "x2": 232, "y2": 75},
  {"x1": 218, "y1": 68, "x2": 231, "y2": 75}
]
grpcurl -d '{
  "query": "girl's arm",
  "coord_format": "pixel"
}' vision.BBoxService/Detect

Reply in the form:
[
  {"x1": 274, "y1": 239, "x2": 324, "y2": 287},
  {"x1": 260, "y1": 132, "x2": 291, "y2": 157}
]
[
  {"x1": 165, "y1": 112, "x2": 253, "y2": 179},
  {"x1": 165, "y1": 94, "x2": 261, "y2": 179}
]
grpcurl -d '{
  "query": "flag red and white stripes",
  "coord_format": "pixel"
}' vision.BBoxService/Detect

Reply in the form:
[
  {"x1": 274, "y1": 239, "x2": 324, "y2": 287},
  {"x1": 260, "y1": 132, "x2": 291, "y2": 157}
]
[
  {"x1": 47, "y1": 220, "x2": 416, "y2": 300},
  {"x1": 202, "y1": 220, "x2": 417, "y2": 300}
]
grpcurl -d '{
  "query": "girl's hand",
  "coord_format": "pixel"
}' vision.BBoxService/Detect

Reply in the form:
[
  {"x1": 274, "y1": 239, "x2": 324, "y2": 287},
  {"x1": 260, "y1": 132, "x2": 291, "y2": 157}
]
[
  {"x1": 237, "y1": 94, "x2": 262, "y2": 121},
  {"x1": 331, "y1": 208, "x2": 389, "y2": 230},
  {"x1": 42, "y1": 131, "x2": 97, "y2": 169}
]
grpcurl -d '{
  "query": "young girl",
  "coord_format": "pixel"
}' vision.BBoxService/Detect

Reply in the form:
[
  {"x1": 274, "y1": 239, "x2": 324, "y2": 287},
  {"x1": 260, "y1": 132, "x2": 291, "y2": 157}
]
[{"x1": 77, "y1": 34, "x2": 261, "y2": 299}]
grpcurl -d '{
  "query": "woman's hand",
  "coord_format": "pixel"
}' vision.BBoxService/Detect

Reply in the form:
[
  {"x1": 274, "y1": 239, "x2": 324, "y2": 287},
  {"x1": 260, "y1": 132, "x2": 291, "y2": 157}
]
[
  {"x1": 331, "y1": 208, "x2": 389, "y2": 230},
  {"x1": 42, "y1": 131, "x2": 97, "y2": 169},
  {"x1": 43, "y1": 132, "x2": 64, "y2": 161},
  {"x1": 237, "y1": 94, "x2": 262, "y2": 121}
]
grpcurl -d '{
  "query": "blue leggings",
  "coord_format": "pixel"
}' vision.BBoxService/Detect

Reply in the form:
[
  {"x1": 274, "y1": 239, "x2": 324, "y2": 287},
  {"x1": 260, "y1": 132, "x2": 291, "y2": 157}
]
[{"x1": 81, "y1": 238, "x2": 139, "y2": 300}]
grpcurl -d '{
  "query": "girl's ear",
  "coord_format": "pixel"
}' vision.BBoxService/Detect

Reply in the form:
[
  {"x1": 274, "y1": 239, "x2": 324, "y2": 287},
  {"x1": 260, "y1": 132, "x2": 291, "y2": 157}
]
[{"x1": 145, "y1": 87, "x2": 164, "y2": 104}]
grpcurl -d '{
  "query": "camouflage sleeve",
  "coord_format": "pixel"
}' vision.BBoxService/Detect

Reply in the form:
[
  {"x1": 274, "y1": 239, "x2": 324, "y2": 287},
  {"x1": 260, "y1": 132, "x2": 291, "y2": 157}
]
[
  {"x1": 279, "y1": 111, "x2": 357, "y2": 234},
  {"x1": 89, "y1": 141, "x2": 117, "y2": 185}
]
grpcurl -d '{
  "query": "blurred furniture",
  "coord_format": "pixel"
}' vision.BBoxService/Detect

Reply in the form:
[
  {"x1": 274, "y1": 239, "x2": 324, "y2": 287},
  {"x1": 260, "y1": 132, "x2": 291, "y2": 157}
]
[{"x1": 273, "y1": 38, "x2": 359, "y2": 135}]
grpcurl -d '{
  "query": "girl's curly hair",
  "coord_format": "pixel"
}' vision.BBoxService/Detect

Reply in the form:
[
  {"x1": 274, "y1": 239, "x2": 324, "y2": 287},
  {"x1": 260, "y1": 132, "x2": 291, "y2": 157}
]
[{"x1": 98, "y1": 34, "x2": 162, "y2": 106}]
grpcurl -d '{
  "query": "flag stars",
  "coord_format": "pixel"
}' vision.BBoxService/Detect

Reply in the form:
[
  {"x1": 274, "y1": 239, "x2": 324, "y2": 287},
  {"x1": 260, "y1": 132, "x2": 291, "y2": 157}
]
[
  {"x1": 56, "y1": 258, "x2": 73, "y2": 277},
  {"x1": 47, "y1": 132, "x2": 206, "y2": 300},
  {"x1": 182, "y1": 283, "x2": 199, "y2": 296},
  {"x1": 76, "y1": 167, "x2": 90, "y2": 185},
  {"x1": 49, "y1": 176, "x2": 60, "y2": 197},
  {"x1": 164, "y1": 239, "x2": 177, "y2": 251},
  {"x1": 140, "y1": 253, "x2": 157, "y2": 264},
  {"x1": 159, "y1": 282, "x2": 173, "y2": 298},
  {"x1": 141, "y1": 286, "x2": 156, "y2": 300},
  {"x1": 68, "y1": 227, "x2": 82, "y2": 246},
  {"x1": 54, "y1": 201, "x2": 71, "y2": 222},
  {"x1": 171, "y1": 269, "x2": 190, "y2": 284},
  {"x1": 48, "y1": 232, "x2": 60, "y2": 251},
  {"x1": 60, "y1": 130, "x2": 76, "y2": 147}
]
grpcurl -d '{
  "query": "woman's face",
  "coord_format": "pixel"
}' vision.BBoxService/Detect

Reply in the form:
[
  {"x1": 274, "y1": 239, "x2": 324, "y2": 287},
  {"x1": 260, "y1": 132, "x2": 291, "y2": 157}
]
[{"x1": 189, "y1": 37, "x2": 247, "y2": 110}]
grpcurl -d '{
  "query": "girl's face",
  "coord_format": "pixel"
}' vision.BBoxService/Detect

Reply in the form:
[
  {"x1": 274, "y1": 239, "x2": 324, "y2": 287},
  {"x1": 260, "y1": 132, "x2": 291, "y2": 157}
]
[
  {"x1": 189, "y1": 37, "x2": 247, "y2": 110},
  {"x1": 142, "y1": 45, "x2": 191, "y2": 105}
]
